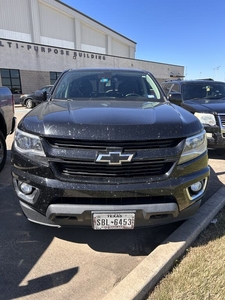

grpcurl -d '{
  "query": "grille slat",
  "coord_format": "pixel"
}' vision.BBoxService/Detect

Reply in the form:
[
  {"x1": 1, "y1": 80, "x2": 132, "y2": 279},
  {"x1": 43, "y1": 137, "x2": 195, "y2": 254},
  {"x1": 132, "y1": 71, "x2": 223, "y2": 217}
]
[
  {"x1": 46, "y1": 137, "x2": 182, "y2": 149},
  {"x1": 219, "y1": 114, "x2": 225, "y2": 127},
  {"x1": 54, "y1": 160, "x2": 174, "y2": 177}
]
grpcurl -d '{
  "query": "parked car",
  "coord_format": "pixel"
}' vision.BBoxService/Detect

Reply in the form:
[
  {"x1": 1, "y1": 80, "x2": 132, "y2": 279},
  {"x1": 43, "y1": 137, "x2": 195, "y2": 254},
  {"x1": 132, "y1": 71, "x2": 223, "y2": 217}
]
[
  {"x1": 20, "y1": 85, "x2": 53, "y2": 109},
  {"x1": 0, "y1": 86, "x2": 16, "y2": 171},
  {"x1": 161, "y1": 79, "x2": 225, "y2": 149},
  {"x1": 11, "y1": 68, "x2": 209, "y2": 229}
]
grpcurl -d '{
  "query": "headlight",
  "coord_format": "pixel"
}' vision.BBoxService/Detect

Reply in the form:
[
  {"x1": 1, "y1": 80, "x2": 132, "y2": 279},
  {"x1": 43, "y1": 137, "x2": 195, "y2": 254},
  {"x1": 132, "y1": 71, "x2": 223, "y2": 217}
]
[
  {"x1": 14, "y1": 128, "x2": 48, "y2": 166},
  {"x1": 194, "y1": 113, "x2": 216, "y2": 126},
  {"x1": 179, "y1": 130, "x2": 207, "y2": 164}
]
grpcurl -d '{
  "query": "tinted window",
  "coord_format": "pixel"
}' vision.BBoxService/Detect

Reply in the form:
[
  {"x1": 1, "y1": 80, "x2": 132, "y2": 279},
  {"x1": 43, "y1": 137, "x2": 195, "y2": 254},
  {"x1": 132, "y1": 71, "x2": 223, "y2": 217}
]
[
  {"x1": 182, "y1": 82, "x2": 225, "y2": 100},
  {"x1": 161, "y1": 83, "x2": 171, "y2": 95},
  {"x1": 171, "y1": 83, "x2": 180, "y2": 93},
  {"x1": 161, "y1": 83, "x2": 180, "y2": 95}
]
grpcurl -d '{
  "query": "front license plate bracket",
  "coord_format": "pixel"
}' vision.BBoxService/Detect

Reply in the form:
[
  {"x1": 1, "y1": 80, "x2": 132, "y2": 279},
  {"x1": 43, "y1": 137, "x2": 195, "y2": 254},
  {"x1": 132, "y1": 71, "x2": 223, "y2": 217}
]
[{"x1": 92, "y1": 211, "x2": 135, "y2": 230}]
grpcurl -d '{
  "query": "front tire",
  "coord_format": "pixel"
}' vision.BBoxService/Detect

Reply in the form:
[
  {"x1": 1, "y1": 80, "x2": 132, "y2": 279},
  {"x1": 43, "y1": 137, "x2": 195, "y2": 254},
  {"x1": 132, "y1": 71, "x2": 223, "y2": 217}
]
[
  {"x1": 26, "y1": 98, "x2": 35, "y2": 109},
  {"x1": 0, "y1": 130, "x2": 7, "y2": 172}
]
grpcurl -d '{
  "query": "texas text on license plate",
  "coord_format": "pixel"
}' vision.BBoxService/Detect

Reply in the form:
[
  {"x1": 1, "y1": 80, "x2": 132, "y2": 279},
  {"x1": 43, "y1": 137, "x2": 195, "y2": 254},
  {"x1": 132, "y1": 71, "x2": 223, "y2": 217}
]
[{"x1": 92, "y1": 212, "x2": 135, "y2": 230}]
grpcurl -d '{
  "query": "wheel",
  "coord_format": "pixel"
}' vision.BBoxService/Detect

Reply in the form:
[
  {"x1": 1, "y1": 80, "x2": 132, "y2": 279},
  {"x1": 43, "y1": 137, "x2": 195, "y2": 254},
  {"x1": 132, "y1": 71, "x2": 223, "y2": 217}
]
[
  {"x1": 0, "y1": 130, "x2": 7, "y2": 172},
  {"x1": 26, "y1": 98, "x2": 35, "y2": 109}
]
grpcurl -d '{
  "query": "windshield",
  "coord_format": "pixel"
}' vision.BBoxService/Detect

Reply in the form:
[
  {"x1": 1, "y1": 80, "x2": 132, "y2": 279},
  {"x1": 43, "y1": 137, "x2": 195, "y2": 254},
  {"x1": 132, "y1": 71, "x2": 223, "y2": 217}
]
[
  {"x1": 182, "y1": 82, "x2": 225, "y2": 100},
  {"x1": 52, "y1": 69, "x2": 163, "y2": 101}
]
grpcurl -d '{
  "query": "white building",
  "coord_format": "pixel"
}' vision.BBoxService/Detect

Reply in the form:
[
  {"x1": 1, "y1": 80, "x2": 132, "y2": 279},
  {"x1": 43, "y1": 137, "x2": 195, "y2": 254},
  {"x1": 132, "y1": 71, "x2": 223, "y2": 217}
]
[{"x1": 0, "y1": 0, "x2": 184, "y2": 96}]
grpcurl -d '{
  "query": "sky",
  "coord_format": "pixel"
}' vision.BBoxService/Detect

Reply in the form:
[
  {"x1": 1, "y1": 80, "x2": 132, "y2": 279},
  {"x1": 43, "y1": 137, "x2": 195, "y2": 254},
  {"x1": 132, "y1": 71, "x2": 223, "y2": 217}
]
[{"x1": 61, "y1": 0, "x2": 225, "y2": 81}]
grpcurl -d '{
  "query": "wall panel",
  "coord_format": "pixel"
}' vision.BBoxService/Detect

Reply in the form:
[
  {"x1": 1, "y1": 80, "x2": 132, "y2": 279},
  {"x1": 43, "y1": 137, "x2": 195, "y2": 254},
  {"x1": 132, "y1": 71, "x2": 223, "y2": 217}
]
[
  {"x1": 112, "y1": 39, "x2": 129, "y2": 57},
  {"x1": 0, "y1": 0, "x2": 31, "y2": 33},
  {"x1": 39, "y1": 2, "x2": 74, "y2": 42}
]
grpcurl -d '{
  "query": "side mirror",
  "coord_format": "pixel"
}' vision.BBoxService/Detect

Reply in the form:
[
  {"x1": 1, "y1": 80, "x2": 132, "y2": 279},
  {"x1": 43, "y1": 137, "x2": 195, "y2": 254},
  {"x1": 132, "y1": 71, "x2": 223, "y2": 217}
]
[
  {"x1": 167, "y1": 92, "x2": 183, "y2": 106},
  {"x1": 43, "y1": 91, "x2": 48, "y2": 101}
]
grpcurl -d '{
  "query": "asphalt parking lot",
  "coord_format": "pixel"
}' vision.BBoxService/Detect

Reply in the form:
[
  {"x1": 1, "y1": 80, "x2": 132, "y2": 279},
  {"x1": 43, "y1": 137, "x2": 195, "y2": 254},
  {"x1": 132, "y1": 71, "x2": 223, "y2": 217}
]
[{"x1": 0, "y1": 106, "x2": 225, "y2": 300}]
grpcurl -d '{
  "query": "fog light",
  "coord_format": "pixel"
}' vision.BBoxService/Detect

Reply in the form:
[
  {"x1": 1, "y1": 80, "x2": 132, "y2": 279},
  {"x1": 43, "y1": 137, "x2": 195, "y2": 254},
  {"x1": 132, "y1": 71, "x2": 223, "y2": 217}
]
[
  {"x1": 13, "y1": 179, "x2": 40, "y2": 204},
  {"x1": 190, "y1": 181, "x2": 203, "y2": 193},
  {"x1": 187, "y1": 178, "x2": 208, "y2": 201},
  {"x1": 20, "y1": 182, "x2": 33, "y2": 195}
]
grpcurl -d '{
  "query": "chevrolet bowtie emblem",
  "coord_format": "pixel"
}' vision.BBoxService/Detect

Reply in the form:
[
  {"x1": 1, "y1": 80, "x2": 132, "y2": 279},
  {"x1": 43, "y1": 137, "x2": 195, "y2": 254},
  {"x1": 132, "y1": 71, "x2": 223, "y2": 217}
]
[{"x1": 96, "y1": 151, "x2": 135, "y2": 165}]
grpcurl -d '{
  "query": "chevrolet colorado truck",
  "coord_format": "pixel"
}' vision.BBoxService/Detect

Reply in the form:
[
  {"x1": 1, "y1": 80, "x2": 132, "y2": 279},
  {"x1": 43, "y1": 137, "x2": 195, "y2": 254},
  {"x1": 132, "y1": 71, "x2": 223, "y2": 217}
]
[
  {"x1": 0, "y1": 86, "x2": 16, "y2": 172},
  {"x1": 11, "y1": 68, "x2": 210, "y2": 229}
]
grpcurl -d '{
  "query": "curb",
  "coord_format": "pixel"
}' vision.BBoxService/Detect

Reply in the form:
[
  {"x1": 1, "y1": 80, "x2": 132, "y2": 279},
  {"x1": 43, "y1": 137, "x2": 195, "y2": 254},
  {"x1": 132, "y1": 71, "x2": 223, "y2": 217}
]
[{"x1": 103, "y1": 186, "x2": 225, "y2": 300}]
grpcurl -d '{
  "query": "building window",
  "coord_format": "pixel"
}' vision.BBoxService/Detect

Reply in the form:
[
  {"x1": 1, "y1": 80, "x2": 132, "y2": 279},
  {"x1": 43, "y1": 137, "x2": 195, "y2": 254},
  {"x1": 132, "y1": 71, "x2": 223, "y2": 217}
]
[
  {"x1": 50, "y1": 72, "x2": 61, "y2": 84},
  {"x1": 0, "y1": 69, "x2": 22, "y2": 94}
]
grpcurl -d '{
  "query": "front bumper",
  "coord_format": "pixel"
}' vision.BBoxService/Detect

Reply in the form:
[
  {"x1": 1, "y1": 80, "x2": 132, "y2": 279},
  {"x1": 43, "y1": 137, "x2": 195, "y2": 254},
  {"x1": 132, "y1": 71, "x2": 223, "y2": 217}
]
[
  {"x1": 207, "y1": 132, "x2": 225, "y2": 148},
  {"x1": 12, "y1": 152, "x2": 210, "y2": 228},
  {"x1": 205, "y1": 118, "x2": 225, "y2": 148},
  {"x1": 18, "y1": 199, "x2": 202, "y2": 228}
]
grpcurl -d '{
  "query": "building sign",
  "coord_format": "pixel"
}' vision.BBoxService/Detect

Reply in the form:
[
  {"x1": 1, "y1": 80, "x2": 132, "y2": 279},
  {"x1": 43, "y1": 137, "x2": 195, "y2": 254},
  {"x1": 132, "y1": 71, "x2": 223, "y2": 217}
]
[{"x1": 0, "y1": 39, "x2": 106, "y2": 61}]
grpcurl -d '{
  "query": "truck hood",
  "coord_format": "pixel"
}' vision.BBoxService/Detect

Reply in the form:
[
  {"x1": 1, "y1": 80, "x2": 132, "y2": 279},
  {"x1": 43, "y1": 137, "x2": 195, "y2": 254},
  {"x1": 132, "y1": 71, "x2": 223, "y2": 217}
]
[
  {"x1": 183, "y1": 98, "x2": 225, "y2": 113},
  {"x1": 19, "y1": 99, "x2": 203, "y2": 140}
]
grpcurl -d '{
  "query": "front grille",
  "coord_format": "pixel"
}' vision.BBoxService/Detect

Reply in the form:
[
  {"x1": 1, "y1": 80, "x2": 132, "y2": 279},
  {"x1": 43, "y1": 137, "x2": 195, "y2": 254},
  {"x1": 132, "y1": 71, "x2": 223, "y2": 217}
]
[
  {"x1": 45, "y1": 137, "x2": 182, "y2": 180},
  {"x1": 46, "y1": 137, "x2": 182, "y2": 149},
  {"x1": 219, "y1": 114, "x2": 225, "y2": 127},
  {"x1": 51, "y1": 195, "x2": 176, "y2": 206},
  {"x1": 53, "y1": 159, "x2": 174, "y2": 177}
]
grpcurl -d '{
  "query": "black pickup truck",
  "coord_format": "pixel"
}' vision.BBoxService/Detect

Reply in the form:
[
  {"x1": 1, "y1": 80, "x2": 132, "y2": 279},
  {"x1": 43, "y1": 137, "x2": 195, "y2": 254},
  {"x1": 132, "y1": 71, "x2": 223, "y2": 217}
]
[
  {"x1": 11, "y1": 68, "x2": 210, "y2": 229},
  {"x1": 0, "y1": 86, "x2": 16, "y2": 172},
  {"x1": 161, "y1": 79, "x2": 225, "y2": 149}
]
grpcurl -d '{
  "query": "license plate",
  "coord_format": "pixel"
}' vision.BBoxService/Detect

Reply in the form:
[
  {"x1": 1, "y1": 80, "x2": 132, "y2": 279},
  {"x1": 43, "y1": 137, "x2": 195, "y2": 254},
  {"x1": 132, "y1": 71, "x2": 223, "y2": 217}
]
[{"x1": 92, "y1": 212, "x2": 135, "y2": 230}]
